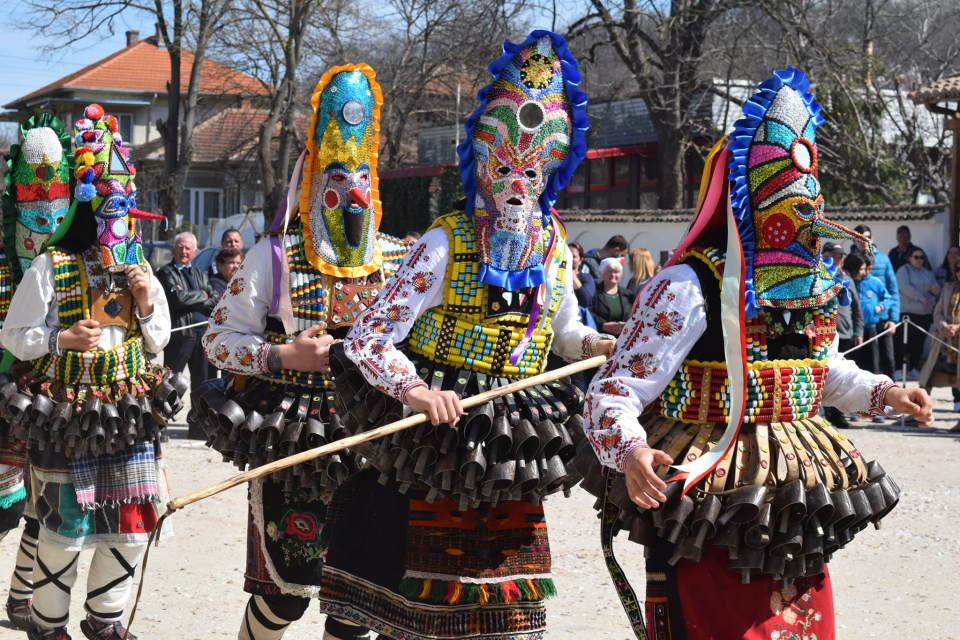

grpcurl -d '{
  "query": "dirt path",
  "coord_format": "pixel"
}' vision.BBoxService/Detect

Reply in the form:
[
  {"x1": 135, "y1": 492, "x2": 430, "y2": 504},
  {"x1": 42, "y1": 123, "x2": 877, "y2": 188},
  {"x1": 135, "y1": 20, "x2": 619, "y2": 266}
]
[{"x1": 0, "y1": 385, "x2": 956, "y2": 639}]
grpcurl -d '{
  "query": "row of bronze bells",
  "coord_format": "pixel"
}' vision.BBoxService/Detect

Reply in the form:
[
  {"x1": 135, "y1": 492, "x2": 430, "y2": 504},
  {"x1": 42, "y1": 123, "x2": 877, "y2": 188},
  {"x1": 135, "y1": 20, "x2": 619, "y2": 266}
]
[
  {"x1": 332, "y1": 367, "x2": 590, "y2": 510},
  {"x1": 192, "y1": 379, "x2": 358, "y2": 495},
  {"x1": 0, "y1": 372, "x2": 186, "y2": 457},
  {"x1": 575, "y1": 446, "x2": 900, "y2": 586}
]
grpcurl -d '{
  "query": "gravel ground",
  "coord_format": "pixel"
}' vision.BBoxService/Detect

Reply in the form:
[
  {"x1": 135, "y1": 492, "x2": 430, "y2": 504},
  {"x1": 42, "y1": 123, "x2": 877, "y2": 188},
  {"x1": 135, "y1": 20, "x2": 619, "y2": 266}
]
[{"x1": 0, "y1": 384, "x2": 956, "y2": 640}]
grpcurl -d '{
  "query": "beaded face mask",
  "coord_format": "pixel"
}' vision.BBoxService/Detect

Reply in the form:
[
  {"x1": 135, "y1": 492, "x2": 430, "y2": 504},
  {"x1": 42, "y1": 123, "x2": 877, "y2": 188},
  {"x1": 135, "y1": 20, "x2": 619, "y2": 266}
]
[
  {"x1": 73, "y1": 104, "x2": 164, "y2": 272},
  {"x1": 728, "y1": 69, "x2": 867, "y2": 313},
  {"x1": 459, "y1": 31, "x2": 588, "y2": 290},
  {"x1": 2, "y1": 116, "x2": 72, "y2": 279},
  {"x1": 299, "y1": 66, "x2": 382, "y2": 277}
]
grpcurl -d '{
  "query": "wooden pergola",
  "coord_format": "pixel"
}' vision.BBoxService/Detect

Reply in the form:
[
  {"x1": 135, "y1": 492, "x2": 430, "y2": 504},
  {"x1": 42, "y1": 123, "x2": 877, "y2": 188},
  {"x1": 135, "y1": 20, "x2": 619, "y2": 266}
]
[{"x1": 911, "y1": 76, "x2": 960, "y2": 244}]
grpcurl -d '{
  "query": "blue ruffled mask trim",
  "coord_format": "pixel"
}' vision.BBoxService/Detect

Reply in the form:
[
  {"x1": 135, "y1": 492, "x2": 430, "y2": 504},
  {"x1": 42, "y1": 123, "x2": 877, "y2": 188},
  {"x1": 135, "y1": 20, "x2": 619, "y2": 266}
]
[
  {"x1": 823, "y1": 256, "x2": 852, "y2": 306},
  {"x1": 479, "y1": 262, "x2": 547, "y2": 290},
  {"x1": 726, "y1": 67, "x2": 824, "y2": 320},
  {"x1": 457, "y1": 30, "x2": 588, "y2": 289}
]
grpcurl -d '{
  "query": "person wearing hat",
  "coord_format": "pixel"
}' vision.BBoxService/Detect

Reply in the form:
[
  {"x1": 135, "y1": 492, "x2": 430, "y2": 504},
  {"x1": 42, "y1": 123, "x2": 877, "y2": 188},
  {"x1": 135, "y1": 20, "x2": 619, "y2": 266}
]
[{"x1": 888, "y1": 224, "x2": 930, "y2": 273}]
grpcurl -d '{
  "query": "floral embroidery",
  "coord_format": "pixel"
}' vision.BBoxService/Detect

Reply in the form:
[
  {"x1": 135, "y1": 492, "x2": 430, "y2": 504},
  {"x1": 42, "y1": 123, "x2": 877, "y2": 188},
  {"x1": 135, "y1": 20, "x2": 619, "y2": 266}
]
[
  {"x1": 229, "y1": 277, "x2": 246, "y2": 295},
  {"x1": 235, "y1": 345, "x2": 255, "y2": 367},
  {"x1": 591, "y1": 430, "x2": 622, "y2": 451},
  {"x1": 204, "y1": 332, "x2": 219, "y2": 344},
  {"x1": 265, "y1": 490, "x2": 332, "y2": 568},
  {"x1": 599, "y1": 380, "x2": 630, "y2": 396},
  {"x1": 627, "y1": 353, "x2": 660, "y2": 379},
  {"x1": 653, "y1": 311, "x2": 685, "y2": 337},
  {"x1": 411, "y1": 271, "x2": 435, "y2": 294},
  {"x1": 213, "y1": 306, "x2": 229, "y2": 325},
  {"x1": 384, "y1": 304, "x2": 412, "y2": 323},
  {"x1": 769, "y1": 583, "x2": 822, "y2": 640},
  {"x1": 214, "y1": 343, "x2": 230, "y2": 362}
]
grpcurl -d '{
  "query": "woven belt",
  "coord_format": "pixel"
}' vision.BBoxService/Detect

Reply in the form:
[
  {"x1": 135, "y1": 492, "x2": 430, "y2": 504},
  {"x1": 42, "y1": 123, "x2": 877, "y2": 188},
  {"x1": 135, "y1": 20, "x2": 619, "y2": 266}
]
[
  {"x1": 33, "y1": 335, "x2": 146, "y2": 385},
  {"x1": 656, "y1": 359, "x2": 826, "y2": 424}
]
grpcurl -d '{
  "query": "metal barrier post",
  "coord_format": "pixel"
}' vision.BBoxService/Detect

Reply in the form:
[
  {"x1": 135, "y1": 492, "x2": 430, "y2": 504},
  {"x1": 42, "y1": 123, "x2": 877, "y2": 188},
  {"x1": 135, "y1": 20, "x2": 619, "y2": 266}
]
[{"x1": 901, "y1": 316, "x2": 909, "y2": 427}]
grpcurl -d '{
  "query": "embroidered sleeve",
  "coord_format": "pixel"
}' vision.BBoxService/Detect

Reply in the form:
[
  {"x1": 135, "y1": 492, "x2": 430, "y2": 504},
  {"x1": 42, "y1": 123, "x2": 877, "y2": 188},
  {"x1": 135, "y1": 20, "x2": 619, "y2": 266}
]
[
  {"x1": 551, "y1": 248, "x2": 602, "y2": 361},
  {"x1": 202, "y1": 240, "x2": 275, "y2": 375},
  {"x1": 139, "y1": 271, "x2": 172, "y2": 354},
  {"x1": 344, "y1": 228, "x2": 448, "y2": 403},
  {"x1": 0, "y1": 253, "x2": 56, "y2": 362},
  {"x1": 584, "y1": 266, "x2": 708, "y2": 471},
  {"x1": 822, "y1": 339, "x2": 900, "y2": 418}
]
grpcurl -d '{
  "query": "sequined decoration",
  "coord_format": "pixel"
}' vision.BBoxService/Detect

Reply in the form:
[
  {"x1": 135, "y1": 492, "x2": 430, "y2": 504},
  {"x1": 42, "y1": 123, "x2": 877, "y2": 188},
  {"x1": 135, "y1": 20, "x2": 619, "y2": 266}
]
[{"x1": 471, "y1": 35, "x2": 572, "y2": 279}]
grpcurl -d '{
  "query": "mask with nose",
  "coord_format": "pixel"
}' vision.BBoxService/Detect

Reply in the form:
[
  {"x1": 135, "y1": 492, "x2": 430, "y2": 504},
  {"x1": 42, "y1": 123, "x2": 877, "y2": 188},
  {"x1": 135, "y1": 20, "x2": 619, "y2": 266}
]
[
  {"x1": 73, "y1": 104, "x2": 165, "y2": 272},
  {"x1": 460, "y1": 31, "x2": 587, "y2": 290},
  {"x1": 727, "y1": 69, "x2": 868, "y2": 316},
  {"x1": 299, "y1": 65, "x2": 382, "y2": 277}
]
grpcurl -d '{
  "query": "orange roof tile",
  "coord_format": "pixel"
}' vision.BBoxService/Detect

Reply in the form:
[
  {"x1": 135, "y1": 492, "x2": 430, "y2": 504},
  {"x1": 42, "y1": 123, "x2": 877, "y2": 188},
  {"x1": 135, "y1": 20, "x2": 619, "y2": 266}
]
[
  {"x1": 132, "y1": 107, "x2": 309, "y2": 163},
  {"x1": 5, "y1": 36, "x2": 267, "y2": 108}
]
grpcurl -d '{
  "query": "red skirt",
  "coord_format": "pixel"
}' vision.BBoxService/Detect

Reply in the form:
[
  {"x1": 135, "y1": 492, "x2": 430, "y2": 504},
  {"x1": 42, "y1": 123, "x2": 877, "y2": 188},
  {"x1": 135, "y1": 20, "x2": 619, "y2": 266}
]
[{"x1": 646, "y1": 544, "x2": 835, "y2": 640}]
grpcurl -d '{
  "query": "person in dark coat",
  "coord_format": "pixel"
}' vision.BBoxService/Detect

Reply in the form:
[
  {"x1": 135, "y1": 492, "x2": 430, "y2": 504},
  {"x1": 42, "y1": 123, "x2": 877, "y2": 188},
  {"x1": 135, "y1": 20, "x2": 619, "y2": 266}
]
[
  {"x1": 591, "y1": 257, "x2": 634, "y2": 336},
  {"x1": 157, "y1": 231, "x2": 217, "y2": 436}
]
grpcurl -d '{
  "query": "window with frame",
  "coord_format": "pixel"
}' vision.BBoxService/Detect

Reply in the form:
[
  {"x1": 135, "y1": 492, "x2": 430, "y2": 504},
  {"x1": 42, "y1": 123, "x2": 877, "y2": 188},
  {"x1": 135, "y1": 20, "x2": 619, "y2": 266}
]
[
  {"x1": 589, "y1": 158, "x2": 609, "y2": 191},
  {"x1": 117, "y1": 114, "x2": 133, "y2": 145},
  {"x1": 567, "y1": 163, "x2": 586, "y2": 193},
  {"x1": 614, "y1": 156, "x2": 631, "y2": 186}
]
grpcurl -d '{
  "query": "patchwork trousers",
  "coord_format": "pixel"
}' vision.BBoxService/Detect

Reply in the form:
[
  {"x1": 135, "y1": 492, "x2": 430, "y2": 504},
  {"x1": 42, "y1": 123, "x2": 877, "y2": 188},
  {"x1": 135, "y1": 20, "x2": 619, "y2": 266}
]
[{"x1": 31, "y1": 540, "x2": 145, "y2": 629}]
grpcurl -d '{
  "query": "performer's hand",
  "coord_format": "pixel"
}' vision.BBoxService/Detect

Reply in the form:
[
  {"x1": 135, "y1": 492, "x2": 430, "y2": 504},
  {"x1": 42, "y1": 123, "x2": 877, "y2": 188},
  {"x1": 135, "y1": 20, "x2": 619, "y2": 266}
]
[
  {"x1": 59, "y1": 319, "x2": 102, "y2": 351},
  {"x1": 406, "y1": 386, "x2": 463, "y2": 428},
  {"x1": 125, "y1": 265, "x2": 154, "y2": 318},
  {"x1": 623, "y1": 447, "x2": 674, "y2": 509},
  {"x1": 597, "y1": 339, "x2": 616, "y2": 357},
  {"x1": 884, "y1": 386, "x2": 934, "y2": 427},
  {"x1": 279, "y1": 323, "x2": 332, "y2": 372}
]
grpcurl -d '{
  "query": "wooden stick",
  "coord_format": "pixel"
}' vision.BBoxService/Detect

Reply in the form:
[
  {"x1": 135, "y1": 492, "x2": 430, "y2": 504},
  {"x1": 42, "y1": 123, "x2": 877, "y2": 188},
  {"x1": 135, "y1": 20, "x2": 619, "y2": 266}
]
[{"x1": 166, "y1": 354, "x2": 606, "y2": 513}]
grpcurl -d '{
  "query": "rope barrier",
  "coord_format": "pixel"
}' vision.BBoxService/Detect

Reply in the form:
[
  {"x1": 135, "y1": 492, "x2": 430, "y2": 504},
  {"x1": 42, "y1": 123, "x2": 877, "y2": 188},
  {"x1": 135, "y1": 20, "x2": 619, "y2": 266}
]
[
  {"x1": 839, "y1": 320, "x2": 903, "y2": 356},
  {"x1": 169, "y1": 321, "x2": 208, "y2": 333}
]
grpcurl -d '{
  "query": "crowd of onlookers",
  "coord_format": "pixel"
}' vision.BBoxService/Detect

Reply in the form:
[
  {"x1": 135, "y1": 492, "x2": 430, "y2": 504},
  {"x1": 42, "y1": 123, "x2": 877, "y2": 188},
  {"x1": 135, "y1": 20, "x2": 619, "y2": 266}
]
[{"x1": 572, "y1": 226, "x2": 960, "y2": 431}]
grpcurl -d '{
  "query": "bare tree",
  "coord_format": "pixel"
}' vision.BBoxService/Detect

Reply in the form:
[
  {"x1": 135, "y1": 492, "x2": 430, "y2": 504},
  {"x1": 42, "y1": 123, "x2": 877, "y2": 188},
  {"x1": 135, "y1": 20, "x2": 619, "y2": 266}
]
[
  {"x1": 566, "y1": 0, "x2": 752, "y2": 208},
  {"x1": 20, "y1": 0, "x2": 234, "y2": 231}
]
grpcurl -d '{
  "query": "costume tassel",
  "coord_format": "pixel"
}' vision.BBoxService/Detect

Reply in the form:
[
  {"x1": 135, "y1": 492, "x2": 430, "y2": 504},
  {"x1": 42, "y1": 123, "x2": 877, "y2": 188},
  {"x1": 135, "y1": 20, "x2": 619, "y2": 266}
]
[
  {"x1": 445, "y1": 581, "x2": 462, "y2": 604},
  {"x1": 501, "y1": 580, "x2": 520, "y2": 603},
  {"x1": 478, "y1": 584, "x2": 491, "y2": 605},
  {"x1": 419, "y1": 579, "x2": 432, "y2": 599}
]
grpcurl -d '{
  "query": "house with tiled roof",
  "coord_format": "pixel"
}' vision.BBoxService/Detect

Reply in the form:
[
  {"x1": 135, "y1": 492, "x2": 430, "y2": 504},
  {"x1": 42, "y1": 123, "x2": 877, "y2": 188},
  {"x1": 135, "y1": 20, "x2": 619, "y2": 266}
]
[{"x1": 2, "y1": 28, "x2": 272, "y2": 244}]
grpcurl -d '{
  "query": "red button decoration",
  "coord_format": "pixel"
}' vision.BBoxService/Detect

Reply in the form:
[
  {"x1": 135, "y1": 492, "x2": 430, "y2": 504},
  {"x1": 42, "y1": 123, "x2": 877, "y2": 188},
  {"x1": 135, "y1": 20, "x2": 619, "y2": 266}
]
[{"x1": 761, "y1": 214, "x2": 795, "y2": 248}]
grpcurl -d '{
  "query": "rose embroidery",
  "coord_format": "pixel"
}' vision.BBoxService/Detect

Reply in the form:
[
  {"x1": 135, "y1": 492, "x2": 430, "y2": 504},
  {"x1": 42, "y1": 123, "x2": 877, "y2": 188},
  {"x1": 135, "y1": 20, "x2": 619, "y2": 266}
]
[{"x1": 284, "y1": 511, "x2": 318, "y2": 542}]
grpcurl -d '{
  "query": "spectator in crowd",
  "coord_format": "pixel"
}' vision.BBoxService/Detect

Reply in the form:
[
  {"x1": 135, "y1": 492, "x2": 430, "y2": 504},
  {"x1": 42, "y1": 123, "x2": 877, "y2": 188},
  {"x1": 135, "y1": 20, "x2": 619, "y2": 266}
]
[
  {"x1": 209, "y1": 228, "x2": 244, "y2": 277},
  {"x1": 823, "y1": 242, "x2": 863, "y2": 428},
  {"x1": 582, "y1": 234, "x2": 629, "y2": 284},
  {"x1": 591, "y1": 257, "x2": 633, "y2": 336},
  {"x1": 157, "y1": 231, "x2": 217, "y2": 438},
  {"x1": 888, "y1": 224, "x2": 930, "y2": 272},
  {"x1": 210, "y1": 247, "x2": 244, "y2": 298},
  {"x1": 845, "y1": 252, "x2": 886, "y2": 380},
  {"x1": 852, "y1": 224, "x2": 899, "y2": 378},
  {"x1": 625, "y1": 248, "x2": 655, "y2": 296},
  {"x1": 402, "y1": 231, "x2": 422, "y2": 245},
  {"x1": 568, "y1": 242, "x2": 596, "y2": 308},
  {"x1": 919, "y1": 257, "x2": 960, "y2": 431},
  {"x1": 897, "y1": 247, "x2": 939, "y2": 380},
  {"x1": 934, "y1": 244, "x2": 960, "y2": 288}
]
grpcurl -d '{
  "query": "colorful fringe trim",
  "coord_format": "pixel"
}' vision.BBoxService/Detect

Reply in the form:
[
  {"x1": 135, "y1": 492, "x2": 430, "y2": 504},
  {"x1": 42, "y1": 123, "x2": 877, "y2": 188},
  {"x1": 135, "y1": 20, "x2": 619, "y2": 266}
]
[
  {"x1": 398, "y1": 577, "x2": 557, "y2": 606},
  {"x1": 0, "y1": 485, "x2": 26, "y2": 510}
]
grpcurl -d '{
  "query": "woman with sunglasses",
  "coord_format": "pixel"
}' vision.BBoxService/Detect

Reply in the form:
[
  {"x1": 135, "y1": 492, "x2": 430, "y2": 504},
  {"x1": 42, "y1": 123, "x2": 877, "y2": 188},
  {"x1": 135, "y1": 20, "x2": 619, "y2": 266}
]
[
  {"x1": 897, "y1": 248, "x2": 939, "y2": 377},
  {"x1": 919, "y1": 258, "x2": 960, "y2": 431}
]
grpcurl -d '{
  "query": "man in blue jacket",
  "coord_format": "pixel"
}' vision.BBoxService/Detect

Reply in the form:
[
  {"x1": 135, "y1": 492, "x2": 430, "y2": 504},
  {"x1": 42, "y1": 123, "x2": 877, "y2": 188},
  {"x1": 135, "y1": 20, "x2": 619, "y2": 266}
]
[{"x1": 853, "y1": 224, "x2": 899, "y2": 378}]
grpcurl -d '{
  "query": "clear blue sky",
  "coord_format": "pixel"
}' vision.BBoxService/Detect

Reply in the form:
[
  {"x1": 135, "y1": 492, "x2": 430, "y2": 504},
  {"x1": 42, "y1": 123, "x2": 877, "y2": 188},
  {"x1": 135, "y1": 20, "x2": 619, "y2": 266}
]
[{"x1": 0, "y1": 1, "x2": 152, "y2": 111}]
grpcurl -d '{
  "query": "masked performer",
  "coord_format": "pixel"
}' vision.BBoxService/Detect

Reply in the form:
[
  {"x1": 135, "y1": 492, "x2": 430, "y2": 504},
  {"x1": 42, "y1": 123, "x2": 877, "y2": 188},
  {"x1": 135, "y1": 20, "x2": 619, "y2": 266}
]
[
  {"x1": 197, "y1": 65, "x2": 406, "y2": 640},
  {"x1": 0, "y1": 114, "x2": 75, "y2": 631},
  {"x1": 0, "y1": 103, "x2": 179, "y2": 640},
  {"x1": 317, "y1": 31, "x2": 615, "y2": 640},
  {"x1": 580, "y1": 69, "x2": 932, "y2": 640}
]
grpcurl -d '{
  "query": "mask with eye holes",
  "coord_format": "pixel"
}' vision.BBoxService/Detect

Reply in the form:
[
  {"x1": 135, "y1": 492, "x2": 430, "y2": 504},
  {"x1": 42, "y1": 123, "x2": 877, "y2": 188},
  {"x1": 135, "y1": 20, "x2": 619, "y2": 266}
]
[
  {"x1": 300, "y1": 66, "x2": 382, "y2": 275},
  {"x1": 3, "y1": 116, "x2": 73, "y2": 279},
  {"x1": 462, "y1": 32, "x2": 586, "y2": 289},
  {"x1": 731, "y1": 70, "x2": 869, "y2": 311}
]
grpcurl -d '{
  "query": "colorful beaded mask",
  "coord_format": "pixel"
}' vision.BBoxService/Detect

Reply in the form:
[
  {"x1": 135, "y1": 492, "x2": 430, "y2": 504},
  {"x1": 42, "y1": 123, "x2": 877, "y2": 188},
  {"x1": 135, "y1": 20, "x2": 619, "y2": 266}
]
[
  {"x1": 1, "y1": 115, "x2": 73, "y2": 281},
  {"x1": 728, "y1": 68, "x2": 867, "y2": 316},
  {"x1": 73, "y1": 104, "x2": 164, "y2": 272},
  {"x1": 299, "y1": 65, "x2": 383, "y2": 278},
  {"x1": 459, "y1": 30, "x2": 587, "y2": 290}
]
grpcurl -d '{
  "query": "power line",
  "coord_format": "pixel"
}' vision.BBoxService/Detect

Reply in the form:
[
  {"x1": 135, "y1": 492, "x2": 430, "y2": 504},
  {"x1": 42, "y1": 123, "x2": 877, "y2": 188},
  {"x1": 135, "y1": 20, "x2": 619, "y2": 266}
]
[{"x1": 0, "y1": 52, "x2": 86, "y2": 67}]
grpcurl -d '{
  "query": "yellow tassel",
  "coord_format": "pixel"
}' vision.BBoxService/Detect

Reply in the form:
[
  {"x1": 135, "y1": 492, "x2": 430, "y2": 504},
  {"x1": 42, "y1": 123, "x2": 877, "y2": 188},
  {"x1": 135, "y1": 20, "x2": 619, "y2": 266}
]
[
  {"x1": 419, "y1": 579, "x2": 432, "y2": 600},
  {"x1": 478, "y1": 584, "x2": 490, "y2": 605},
  {"x1": 526, "y1": 579, "x2": 541, "y2": 599}
]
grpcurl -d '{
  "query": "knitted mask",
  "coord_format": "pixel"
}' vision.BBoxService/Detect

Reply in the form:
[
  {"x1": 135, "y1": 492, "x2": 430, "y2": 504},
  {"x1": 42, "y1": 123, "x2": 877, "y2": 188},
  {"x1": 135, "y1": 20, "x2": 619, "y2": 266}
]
[
  {"x1": 1, "y1": 115, "x2": 73, "y2": 280},
  {"x1": 728, "y1": 69, "x2": 867, "y2": 316},
  {"x1": 459, "y1": 31, "x2": 588, "y2": 290},
  {"x1": 299, "y1": 65, "x2": 383, "y2": 277},
  {"x1": 73, "y1": 104, "x2": 164, "y2": 272}
]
